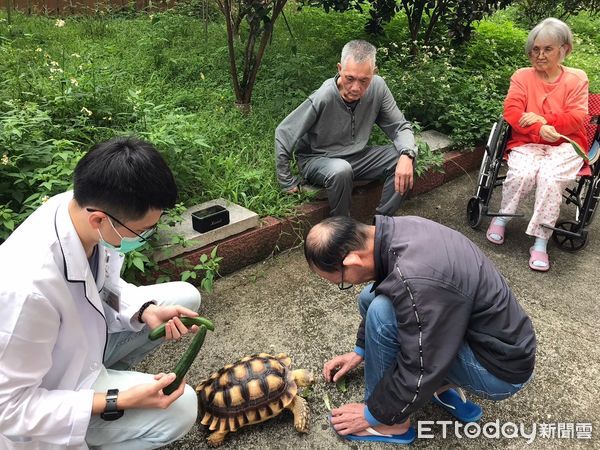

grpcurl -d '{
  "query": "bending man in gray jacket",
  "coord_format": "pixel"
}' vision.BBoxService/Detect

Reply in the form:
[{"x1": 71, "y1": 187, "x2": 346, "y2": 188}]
[
  {"x1": 304, "y1": 215, "x2": 536, "y2": 444},
  {"x1": 275, "y1": 40, "x2": 417, "y2": 216}
]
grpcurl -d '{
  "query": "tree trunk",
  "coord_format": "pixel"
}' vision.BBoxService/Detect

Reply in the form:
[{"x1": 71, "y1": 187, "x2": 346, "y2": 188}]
[
  {"x1": 234, "y1": 102, "x2": 251, "y2": 114},
  {"x1": 7, "y1": 0, "x2": 12, "y2": 25},
  {"x1": 220, "y1": 0, "x2": 288, "y2": 109},
  {"x1": 222, "y1": 0, "x2": 242, "y2": 103}
]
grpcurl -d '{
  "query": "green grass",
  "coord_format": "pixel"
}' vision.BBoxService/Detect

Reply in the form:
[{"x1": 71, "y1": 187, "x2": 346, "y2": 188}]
[{"x1": 1, "y1": 7, "x2": 599, "y2": 235}]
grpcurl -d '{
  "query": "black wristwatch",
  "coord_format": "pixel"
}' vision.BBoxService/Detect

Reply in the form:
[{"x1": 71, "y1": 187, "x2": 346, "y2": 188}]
[
  {"x1": 100, "y1": 389, "x2": 124, "y2": 421},
  {"x1": 400, "y1": 149, "x2": 417, "y2": 160}
]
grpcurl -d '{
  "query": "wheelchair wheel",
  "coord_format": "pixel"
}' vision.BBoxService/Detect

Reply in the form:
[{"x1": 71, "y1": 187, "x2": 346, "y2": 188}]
[
  {"x1": 467, "y1": 197, "x2": 483, "y2": 229},
  {"x1": 552, "y1": 220, "x2": 589, "y2": 252}
]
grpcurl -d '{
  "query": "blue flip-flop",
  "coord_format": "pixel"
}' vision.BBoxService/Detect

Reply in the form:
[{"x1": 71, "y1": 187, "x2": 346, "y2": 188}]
[
  {"x1": 329, "y1": 415, "x2": 416, "y2": 444},
  {"x1": 344, "y1": 426, "x2": 416, "y2": 444},
  {"x1": 432, "y1": 388, "x2": 483, "y2": 422}
]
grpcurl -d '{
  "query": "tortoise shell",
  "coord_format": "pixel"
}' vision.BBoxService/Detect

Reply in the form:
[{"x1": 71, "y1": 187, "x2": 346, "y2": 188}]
[{"x1": 196, "y1": 352, "x2": 297, "y2": 433}]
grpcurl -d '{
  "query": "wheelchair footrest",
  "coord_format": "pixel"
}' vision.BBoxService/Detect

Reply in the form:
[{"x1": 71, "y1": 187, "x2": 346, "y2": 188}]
[
  {"x1": 541, "y1": 223, "x2": 584, "y2": 238},
  {"x1": 486, "y1": 212, "x2": 524, "y2": 218}
]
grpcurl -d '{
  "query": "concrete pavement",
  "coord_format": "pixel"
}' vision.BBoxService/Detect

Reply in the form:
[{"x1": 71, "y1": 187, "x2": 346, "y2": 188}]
[{"x1": 137, "y1": 171, "x2": 599, "y2": 449}]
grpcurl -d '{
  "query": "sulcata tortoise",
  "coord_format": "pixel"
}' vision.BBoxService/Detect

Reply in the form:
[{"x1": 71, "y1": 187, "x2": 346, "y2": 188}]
[{"x1": 196, "y1": 352, "x2": 315, "y2": 446}]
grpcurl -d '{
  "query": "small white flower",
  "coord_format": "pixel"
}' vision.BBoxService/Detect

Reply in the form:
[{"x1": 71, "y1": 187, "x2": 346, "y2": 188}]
[
  {"x1": 81, "y1": 107, "x2": 93, "y2": 116},
  {"x1": 35, "y1": 47, "x2": 43, "y2": 52},
  {"x1": 1, "y1": 154, "x2": 9, "y2": 165},
  {"x1": 70, "y1": 77, "x2": 79, "y2": 86},
  {"x1": 49, "y1": 67, "x2": 63, "y2": 73},
  {"x1": 55, "y1": 19, "x2": 66, "y2": 28},
  {"x1": 50, "y1": 60, "x2": 60, "y2": 66},
  {"x1": 71, "y1": 53, "x2": 81, "y2": 58},
  {"x1": 41, "y1": 195, "x2": 50, "y2": 203}
]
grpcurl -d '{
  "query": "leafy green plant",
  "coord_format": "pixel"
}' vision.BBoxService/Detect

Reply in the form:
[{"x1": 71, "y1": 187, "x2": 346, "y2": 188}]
[
  {"x1": 1, "y1": 6, "x2": 599, "y2": 243},
  {"x1": 306, "y1": 0, "x2": 514, "y2": 52},
  {"x1": 515, "y1": 0, "x2": 600, "y2": 28},
  {"x1": 0, "y1": 205, "x2": 15, "y2": 241},
  {"x1": 180, "y1": 246, "x2": 223, "y2": 293}
]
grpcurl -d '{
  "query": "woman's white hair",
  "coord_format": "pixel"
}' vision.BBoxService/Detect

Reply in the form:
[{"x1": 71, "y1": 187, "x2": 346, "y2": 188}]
[
  {"x1": 340, "y1": 40, "x2": 377, "y2": 69},
  {"x1": 526, "y1": 17, "x2": 573, "y2": 62}
]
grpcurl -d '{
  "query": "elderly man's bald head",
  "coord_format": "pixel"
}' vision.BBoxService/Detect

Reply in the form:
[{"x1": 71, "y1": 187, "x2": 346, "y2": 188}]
[{"x1": 304, "y1": 216, "x2": 371, "y2": 273}]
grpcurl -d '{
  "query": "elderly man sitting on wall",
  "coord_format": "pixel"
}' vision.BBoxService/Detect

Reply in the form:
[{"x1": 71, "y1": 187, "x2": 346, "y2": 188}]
[{"x1": 275, "y1": 40, "x2": 417, "y2": 217}]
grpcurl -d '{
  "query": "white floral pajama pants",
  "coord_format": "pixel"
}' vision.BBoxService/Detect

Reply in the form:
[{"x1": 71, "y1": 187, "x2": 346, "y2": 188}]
[{"x1": 499, "y1": 142, "x2": 584, "y2": 240}]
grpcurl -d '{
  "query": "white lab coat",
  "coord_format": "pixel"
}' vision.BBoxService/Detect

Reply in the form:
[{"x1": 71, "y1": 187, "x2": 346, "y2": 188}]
[{"x1": 0, "y1": 192, "x2": 149, "y2": 449}]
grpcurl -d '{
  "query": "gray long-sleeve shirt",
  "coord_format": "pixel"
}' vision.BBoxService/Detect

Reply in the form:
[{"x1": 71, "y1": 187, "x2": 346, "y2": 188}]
[
  {"x1": 360, "y1": 216, "x2": 536, "y2": 425},
  {"x1": 274, "y1": 75, "x2": 416, "y2": 190}
]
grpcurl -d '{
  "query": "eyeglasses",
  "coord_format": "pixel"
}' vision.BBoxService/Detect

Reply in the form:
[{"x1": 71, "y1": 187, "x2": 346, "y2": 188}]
[
  {"x1": 338, "y1": 253, "x2": 353, "y2": 290},
  {"x1": 530, "y1": 45, "x2": 561, "y2": 57},
  {"x1": 86, "y1": 208, "x2": 157, "y2": 242}
]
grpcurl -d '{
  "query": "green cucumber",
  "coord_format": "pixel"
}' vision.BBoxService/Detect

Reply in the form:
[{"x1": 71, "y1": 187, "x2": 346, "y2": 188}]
[
  {"x1": 148, "y1": 316, "x2": 214, "y2": 341},
  {"x1": 163, "y1": 325, "x2": 208, "y2": 395}
]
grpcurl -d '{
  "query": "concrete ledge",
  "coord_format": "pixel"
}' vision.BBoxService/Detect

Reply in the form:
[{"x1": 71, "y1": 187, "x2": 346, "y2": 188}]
[
  {"x1": 152, "y1": 198, "x2": 259, "y2": 263},
  {"x1": 154, "y1": 146, "x2": 484, "y2": 280},
  {"x1": 299, "y1": 130, "x2": 455, "y2": 200}
]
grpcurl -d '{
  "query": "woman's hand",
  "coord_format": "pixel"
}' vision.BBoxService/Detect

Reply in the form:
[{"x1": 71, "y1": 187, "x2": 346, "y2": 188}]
[
  {"x1": 540, "y1": 124, "x2": 561, "y2": 142},
  {"x1": 519, "y1": 112, "x2": 547, "y2": 127}
]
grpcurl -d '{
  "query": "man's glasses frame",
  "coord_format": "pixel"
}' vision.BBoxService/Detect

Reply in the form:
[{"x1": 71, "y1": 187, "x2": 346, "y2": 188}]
[
  {"x1": 86, "y1": 208, "x2": 157, "y2": 242},
  {"x1": 338, "y1": 253, "x2": 353, "y2": 290}
]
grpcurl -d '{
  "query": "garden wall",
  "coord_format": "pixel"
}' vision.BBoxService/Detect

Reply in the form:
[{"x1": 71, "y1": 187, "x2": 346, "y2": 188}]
[{"x1": 155, "y1": 146, "x2": 484, "y2": 279}]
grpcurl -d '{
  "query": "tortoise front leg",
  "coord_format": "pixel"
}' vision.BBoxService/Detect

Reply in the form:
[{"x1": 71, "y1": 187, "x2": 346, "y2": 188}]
[
  {"x1": 287, "y1": 396, "x2": 309, "y2": 433},
  {"x1": 207, "y1": 430, "x2": 229, "y2": 447}
]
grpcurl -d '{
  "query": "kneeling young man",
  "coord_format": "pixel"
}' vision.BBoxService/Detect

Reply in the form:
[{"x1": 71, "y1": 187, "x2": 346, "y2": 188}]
[
  {"x1": 304, "y1": 215, "x2": 536, "y2": 443},
  {"x1": 0, "y1": 138, "x2": 202, "y2": 449}
]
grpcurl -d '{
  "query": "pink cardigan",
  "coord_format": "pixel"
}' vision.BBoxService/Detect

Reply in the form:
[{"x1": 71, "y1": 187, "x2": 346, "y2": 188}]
[{"x1": 503, "y1": 66, "x2": 589, "y2": 152}]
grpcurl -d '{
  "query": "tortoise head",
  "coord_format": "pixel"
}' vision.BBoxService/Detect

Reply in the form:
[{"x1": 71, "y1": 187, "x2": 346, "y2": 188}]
[{"x1": 292, "y1": 369, "x2": 315, "y2": 388}]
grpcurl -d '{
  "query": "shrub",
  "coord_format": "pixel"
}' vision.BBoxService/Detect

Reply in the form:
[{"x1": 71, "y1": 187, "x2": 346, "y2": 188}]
[{"x1": 515, "y1": 0, "x2": 600, "y2": 28}]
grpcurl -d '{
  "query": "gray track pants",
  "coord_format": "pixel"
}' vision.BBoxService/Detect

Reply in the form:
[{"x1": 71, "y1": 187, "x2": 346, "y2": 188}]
[{"x1": 299, "y1": 144, "x2": 409, "y2": 216}]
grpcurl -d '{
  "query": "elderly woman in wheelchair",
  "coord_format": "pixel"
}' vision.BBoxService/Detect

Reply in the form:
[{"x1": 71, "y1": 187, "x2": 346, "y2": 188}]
[{"x1": 485, "y1": 18, "x2": 589, "y2": 272}]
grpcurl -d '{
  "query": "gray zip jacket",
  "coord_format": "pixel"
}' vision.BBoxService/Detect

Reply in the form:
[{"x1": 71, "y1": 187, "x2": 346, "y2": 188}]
[
  {"x1": 274, "y1": 75, "x2": 416, "y2": 190},
  {"x1": 361, "y1": 216, "x2": 536, "y2": 425}
]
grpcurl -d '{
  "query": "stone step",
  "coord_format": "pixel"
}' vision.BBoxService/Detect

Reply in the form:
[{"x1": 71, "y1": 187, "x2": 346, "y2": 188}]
[{"x1": 152, "y1": 199, "x2": 259, "y2": 263}]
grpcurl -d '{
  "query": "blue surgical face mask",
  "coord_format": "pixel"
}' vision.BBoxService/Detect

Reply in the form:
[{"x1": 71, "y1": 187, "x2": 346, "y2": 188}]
[{"x1": 98, "y1": 219, "x2": 150, "y2": 254}]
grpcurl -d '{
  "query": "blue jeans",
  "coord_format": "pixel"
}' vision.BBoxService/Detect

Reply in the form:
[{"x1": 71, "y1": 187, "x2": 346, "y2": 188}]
[{"x1": 358, "y1": 284, "x2": 531, "y2": 402}]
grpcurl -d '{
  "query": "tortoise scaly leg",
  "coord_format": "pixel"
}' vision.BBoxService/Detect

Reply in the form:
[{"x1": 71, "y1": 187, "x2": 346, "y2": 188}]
[
  {"x1": 287, "y1": 396, "x2": 309, "y2": 433},
  {"x1": 207, "y1": 430, "x2": 229, "y2": 447}
]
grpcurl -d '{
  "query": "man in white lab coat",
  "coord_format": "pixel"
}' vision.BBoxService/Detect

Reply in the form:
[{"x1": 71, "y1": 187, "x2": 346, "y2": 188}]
[{"x1": 0, "y1": 137, "x2": 203, "y2": 449}]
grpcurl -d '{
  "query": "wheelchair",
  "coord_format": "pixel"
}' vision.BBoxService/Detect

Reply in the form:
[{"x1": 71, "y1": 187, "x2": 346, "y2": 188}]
[{"x1": 467, "y1": 93, "x2": 600, "y2": 252}]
